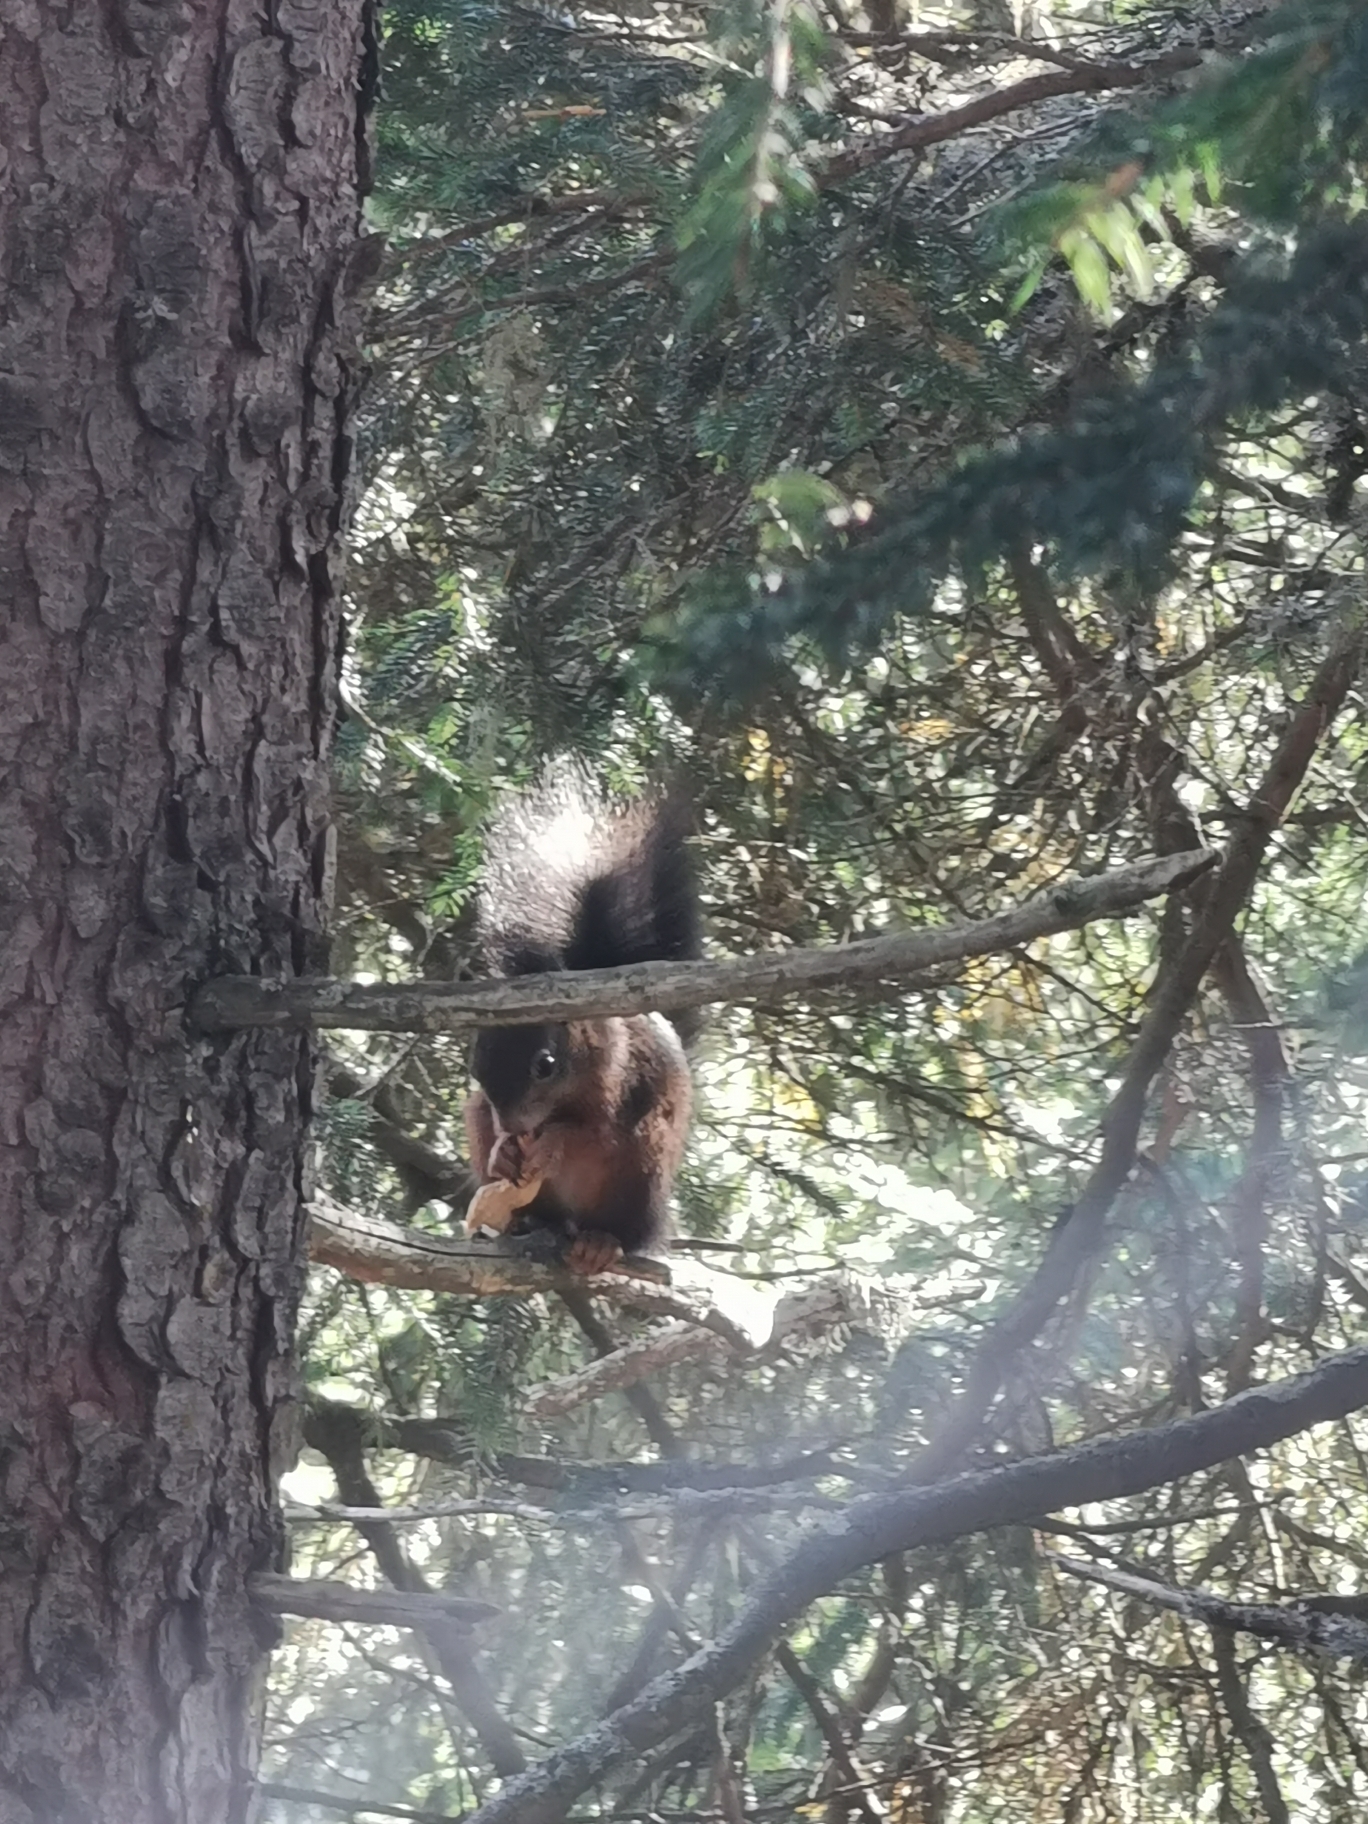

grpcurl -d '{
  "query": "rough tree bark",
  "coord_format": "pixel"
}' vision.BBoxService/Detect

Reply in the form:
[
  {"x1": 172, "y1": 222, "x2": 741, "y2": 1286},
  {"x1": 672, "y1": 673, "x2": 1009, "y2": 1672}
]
[{"x1": 0, "y1": 2, "x2": 372, "y2": 1818}]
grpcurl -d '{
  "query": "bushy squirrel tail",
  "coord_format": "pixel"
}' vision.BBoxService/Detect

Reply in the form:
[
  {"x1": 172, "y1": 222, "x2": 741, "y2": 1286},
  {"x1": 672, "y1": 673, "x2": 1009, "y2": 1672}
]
[{"x1": 477, "y1": 761, "x2": 702, "y2": 1030}]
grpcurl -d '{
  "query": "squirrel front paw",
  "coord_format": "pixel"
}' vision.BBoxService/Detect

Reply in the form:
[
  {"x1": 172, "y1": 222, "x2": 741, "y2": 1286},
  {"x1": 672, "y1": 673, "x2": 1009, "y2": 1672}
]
[{"x1": 487, "y1": 1131, "x2": 525, "y2": 1182}]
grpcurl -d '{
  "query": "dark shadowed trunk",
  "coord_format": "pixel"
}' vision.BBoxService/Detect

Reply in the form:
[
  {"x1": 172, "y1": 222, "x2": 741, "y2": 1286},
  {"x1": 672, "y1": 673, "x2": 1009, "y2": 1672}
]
[{"x1": 0, "y1": 2, "x2": 372, "y2": 1817}]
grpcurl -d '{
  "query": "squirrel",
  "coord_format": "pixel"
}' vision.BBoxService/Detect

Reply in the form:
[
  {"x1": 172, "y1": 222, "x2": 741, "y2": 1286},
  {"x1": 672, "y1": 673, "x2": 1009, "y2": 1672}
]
[{"x1": 462, "y1": 764, "x2": 701, "y2": 1275}]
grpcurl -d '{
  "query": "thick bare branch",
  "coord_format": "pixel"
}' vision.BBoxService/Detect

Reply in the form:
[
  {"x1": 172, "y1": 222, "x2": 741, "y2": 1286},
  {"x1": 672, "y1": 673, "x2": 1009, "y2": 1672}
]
[
  {"x1": 309, "y1": 1195, "x2": 667, "y2": 1294},
  {"x1": 464, "y1": 1344, "x2": 1368, "y2": 1823},
  {"x1": 1009, "y1": 552, "x2": 1294, "y2": 1399},
  {"x1": 251, "y1": 1574, "x2": 497, "y2": 1633},
  {"x1": 328, "y1": 1065, "x2": 478, "y2": 1210},
  {"x1": 1214, "y1": 1627, "x2": 1290, "y2": 1823},
  {"x1": 194, "y1": 848, "x2": 1213, "y2": 1034},
  {"x1": 603, "y1": 1525, "x2": 720, "y2": 1716},
  {"x1": 307, "y1": 1196, "x2": 865, "y2": 1353}
]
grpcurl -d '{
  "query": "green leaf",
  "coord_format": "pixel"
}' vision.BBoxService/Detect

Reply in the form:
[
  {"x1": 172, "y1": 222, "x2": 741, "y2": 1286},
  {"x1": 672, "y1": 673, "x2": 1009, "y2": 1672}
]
[
  {"x1": 1010, "y1": 256, "x2": 1049, "y2": 314},
  {"x1": 1059, "y1": 228, "x2": 1112, "y2": 315},
  {"x1": 1169, "y1": 164, "x2": 1196, "y2": 227},
  {"x1": 1087, "y1": 206, "x2": 1154, "y2": 297},
  {"x1": 1197, "y1": 141, "x2": 1223, "y2": 205}
]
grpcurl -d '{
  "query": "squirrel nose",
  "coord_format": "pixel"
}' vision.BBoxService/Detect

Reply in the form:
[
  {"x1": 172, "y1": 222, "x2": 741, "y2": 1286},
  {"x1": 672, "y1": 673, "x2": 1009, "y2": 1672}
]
[
  {"x1": 501, "y1": 1115, "x2": 545, "y2": 1140},
  {"x1": 496, "y1": 1110, "x2": 539, "y2": 1137}
]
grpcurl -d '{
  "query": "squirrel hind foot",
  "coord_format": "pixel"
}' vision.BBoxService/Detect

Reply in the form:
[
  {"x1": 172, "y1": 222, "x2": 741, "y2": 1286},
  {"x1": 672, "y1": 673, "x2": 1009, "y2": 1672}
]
[{"x1": 566, "y1": 1232, "x2": 625, "y2": 1276}]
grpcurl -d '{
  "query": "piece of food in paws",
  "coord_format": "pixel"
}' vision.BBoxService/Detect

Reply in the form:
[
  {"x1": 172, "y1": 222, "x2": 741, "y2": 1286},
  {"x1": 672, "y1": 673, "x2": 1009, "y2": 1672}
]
[{"x1": 464, "y1": 1173, "x2": 545, "y2": 1237}]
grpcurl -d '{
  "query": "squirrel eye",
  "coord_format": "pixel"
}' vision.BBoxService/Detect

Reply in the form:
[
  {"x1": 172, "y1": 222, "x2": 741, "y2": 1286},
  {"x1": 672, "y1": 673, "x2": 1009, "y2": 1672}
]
[{"x1": 531, "y1": 1048, "x2": 557, "y2": 1081}]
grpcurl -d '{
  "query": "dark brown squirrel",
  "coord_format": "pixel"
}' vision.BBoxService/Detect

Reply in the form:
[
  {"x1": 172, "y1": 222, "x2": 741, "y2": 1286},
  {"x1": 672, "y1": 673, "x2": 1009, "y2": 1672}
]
[{"x1": 462, "y1": 764, "x2": 700, "y2": 1275}]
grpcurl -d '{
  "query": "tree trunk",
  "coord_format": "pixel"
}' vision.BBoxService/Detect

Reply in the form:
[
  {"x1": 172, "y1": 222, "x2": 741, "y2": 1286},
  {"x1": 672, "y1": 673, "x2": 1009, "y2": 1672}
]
[{"x1": 0, "y1": 3, "x2": 372, "y2": 1817}]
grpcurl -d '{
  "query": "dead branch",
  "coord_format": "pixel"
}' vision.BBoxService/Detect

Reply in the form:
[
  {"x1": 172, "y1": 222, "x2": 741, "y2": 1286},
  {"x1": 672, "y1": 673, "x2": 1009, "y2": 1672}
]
[
  {"x1": 525, "y1": 1321, "x2": 721, "y2": 1417},
  {"x1": 1210, "y1": 1626, "x2": 1291, "y2": 1824},
  {"x1": 306, "y1": 1400, "x2": 856, "y2": 1495},
  {"x1": 1052, "y1": 1553, "x2": 1368, "y2": 1666},
  {"x1": 308, "y1": 1194, "x2": 898, "y2": 1359},
  {"x1": 288, "y1": 1496, "x2": 578, "y2": 1527},
  {"x1": 463, "y1": 1343, "x2": 1368, "y2": 1824},
  {"x1": 192, "y1": 848, "x2": 1213, "y2": 1034},
  {"x1": 525, "y1": 1276, "x2": 899, "y2": 1418},
  {"x1": 308, "y1": 1193, "x2": 669, "y2": 1295},
  {"x1": 257, "y1": 1782, "x2": 450, "y2": 1823},
  {"x1": 556, "y1": 1281, "x2": 683, "y2": 1456},
  {"x1": 821, "y1": 48, "x2": 1203, "y2": 181},
  {"x1": 287, "y1": 1488, "x2": 841, "y2": 1529},
  {"x1": 1008, "y1": 550, "x2": 1293, "y2": 1400},
  {"x1": 327, "y1": 1065, "x2": 478, "y2": 1211},
  {"x1": 251, "y1": 1573, "x2": 498, "y2": 1632},
  {"x1": 603, "y1": 1524, "x2": 720, "y2": 1716}
]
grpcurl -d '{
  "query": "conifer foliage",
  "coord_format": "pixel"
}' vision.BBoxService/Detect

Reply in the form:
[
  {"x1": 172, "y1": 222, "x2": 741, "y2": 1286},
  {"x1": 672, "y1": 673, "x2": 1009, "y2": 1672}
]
[{"x1": 265, "y1": 1, "x2": 1368, "y2": 1820}]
